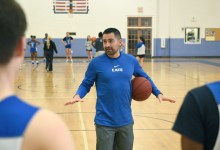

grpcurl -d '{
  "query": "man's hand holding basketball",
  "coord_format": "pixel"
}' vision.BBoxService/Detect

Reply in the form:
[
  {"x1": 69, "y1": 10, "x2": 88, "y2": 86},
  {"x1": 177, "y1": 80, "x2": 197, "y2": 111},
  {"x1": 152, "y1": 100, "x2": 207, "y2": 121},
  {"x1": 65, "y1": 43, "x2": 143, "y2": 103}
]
[
  {"x1": 157, "y1": 94, "x2": 176, "y2": 103},
  {"x1": 65, "y1": 94, "x2": 84, "y2": 106}
]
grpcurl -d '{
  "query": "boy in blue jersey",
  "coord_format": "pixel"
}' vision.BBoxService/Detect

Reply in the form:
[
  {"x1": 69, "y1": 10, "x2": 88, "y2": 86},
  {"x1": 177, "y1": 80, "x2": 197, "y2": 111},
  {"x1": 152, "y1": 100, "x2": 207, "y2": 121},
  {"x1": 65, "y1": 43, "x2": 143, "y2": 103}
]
[
  {"x1": 27, "y1": 35, "x2": 40, "y2": 64},
  {"x1": 62, "y1": 32, "x2": 74, "y2": 63},
  {"x1": 65, "y1": 27, "x2": 175, "y2": 150},
  {"x1": 0, "y1": 0, "x2": 75, "y2": 149}
]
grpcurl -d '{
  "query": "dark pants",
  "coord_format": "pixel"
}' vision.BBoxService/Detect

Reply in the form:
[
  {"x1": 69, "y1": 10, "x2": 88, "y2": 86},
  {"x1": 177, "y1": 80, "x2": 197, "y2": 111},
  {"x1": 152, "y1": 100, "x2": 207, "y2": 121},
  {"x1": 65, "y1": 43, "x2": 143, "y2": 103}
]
[
  {"x1": 96, "y1": 124, "x2": 134, "y2": 150},
  {"x1": 45, "y1": 51, "x2": 53, "y2": 71}
]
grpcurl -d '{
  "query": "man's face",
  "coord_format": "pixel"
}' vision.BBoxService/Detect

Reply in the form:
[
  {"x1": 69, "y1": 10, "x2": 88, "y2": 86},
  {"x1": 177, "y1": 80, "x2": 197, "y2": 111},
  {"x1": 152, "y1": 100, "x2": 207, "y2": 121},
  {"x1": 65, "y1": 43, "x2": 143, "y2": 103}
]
[{"x1": 103, "y1": 33, "x2": 121, "y2": 56}]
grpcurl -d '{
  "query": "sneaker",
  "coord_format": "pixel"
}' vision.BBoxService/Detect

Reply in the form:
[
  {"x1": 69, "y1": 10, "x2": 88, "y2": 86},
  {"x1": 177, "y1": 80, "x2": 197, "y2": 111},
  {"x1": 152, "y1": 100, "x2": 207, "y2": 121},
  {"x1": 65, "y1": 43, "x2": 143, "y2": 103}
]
[
  {"x1": 32, "y1": 61, "x2": 34, "y2": 64},
  {"x1": 70, "y1": 59, "x2": 73, "y2": 63},
  {"x1": 66, "y1": 60, "x2": 68, "y2": 63},
  {"x1": 36, "y1": 61, "x2": 39, "y2": 64}
]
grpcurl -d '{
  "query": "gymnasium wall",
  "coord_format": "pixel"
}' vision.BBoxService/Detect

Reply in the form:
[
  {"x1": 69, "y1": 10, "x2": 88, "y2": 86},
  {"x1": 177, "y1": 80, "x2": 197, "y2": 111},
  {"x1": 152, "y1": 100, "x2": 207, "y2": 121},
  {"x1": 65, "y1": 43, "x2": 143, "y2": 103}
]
[
  {"x1": 19, "y1": 0, "x2": 157, "y2": 38},
  {"x1": 155, "y1": 0, "x2": 220, "y2": 57},
  {"x1": 19, "y1": 0, "x2": 157, "y2": 57},
  {"x1": 19, "y1": 0, "x2": 220, "y2": 57}
]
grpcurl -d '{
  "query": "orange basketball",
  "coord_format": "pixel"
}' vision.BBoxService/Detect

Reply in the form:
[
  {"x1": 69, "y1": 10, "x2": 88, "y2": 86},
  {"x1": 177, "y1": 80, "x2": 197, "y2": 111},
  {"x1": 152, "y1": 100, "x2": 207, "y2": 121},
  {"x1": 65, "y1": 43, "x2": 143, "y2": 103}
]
[
  {"x1": 132, "y1": 77, "x2": 152, "y2": 101},
  {"x1": 91, "y1": 37, "x2": 96, "y2": 42}
]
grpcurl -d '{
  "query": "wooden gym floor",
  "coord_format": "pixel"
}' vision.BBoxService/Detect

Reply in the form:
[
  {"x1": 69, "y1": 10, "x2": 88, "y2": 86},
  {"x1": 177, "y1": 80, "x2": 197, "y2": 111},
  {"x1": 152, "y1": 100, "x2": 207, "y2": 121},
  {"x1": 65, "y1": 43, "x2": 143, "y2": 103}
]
[{"x1": 15, "y1": 57, "x2": 220, "y2": 150}]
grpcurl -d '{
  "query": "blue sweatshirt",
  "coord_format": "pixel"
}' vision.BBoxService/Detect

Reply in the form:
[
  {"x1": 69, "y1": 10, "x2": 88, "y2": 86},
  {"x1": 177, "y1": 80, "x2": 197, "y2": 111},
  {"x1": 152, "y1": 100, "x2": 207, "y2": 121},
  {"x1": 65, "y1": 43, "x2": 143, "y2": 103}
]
[{"x1": 76, "y1": 52, "x2": 161, "y2": 127}]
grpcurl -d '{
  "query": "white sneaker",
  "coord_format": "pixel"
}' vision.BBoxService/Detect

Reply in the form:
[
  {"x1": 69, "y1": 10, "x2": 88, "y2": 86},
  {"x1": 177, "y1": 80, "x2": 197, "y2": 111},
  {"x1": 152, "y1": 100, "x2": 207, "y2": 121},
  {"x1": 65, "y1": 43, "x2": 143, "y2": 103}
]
[
  {"x1": 66, "y1": 60, "x2": 68, "y2": 63},
  {"x1": 70, "y1": 59, "x2": 73, "y2": 63},
  {"x1": 36, "y1": 61, "x2": 39, "y2": 64}
]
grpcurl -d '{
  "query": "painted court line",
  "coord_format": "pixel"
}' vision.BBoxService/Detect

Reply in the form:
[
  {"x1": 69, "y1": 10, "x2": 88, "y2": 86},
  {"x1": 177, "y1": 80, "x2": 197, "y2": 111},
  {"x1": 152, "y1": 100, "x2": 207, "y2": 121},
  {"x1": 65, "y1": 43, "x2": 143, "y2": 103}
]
[{"x1": 70, "y1": 63, "x2": 89, "y2": 150}]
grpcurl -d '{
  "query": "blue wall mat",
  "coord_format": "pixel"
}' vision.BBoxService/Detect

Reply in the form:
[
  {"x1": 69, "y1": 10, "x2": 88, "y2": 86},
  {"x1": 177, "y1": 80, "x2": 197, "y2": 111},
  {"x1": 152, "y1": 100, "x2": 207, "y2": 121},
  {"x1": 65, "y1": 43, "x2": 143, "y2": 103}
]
[
  {"x1": 25, "y1": 38, "x2": 126, "y2": 57},
  {"x1": 154, "y1": 38, "x2": 220, "y2": 57}
]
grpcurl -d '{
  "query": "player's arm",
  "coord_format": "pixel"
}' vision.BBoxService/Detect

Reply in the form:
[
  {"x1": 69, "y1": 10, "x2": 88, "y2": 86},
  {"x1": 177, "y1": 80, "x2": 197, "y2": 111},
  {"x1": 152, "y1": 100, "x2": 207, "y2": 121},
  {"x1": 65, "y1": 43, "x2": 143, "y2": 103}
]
[
  {"x1": 61, "y1": 38, "x2": 66, "y2": 45},
  {"x1": 65, "y1": 94, "x2": 84, "y2": 105},
  {"x1": 27, "y1": 41, "x2": 31, "y2": 45},
  {"x1": 22, "y1": 109, "x2": 75, "y2": 150},
  {"x1": 65, "y1": 61, "x2": 96, "y2": 106},
  {"x1": 43, "y1": 42, "x2": 46, "y2": 51},
  {"x1": 52, "y1": 41, "x2": 58, "y2": 54},
  {"x1": 136, "y1": 42, "x2": 142, "y2": 50},
  {"x1": 157, "y1": 94, "x2": 175, "y2": 103},
  {"x1": 133, "y1": 59, "x2": 160, "y2": 96},
  {"x1": 181, "y1": 135, "x2": 203, "y2": 150},
  {"x1": 70, "y1": 37, "x2": 74, "y2": 42},
  {"x1": 133, "y1": 59, "x2": 175, "y2": 103}
]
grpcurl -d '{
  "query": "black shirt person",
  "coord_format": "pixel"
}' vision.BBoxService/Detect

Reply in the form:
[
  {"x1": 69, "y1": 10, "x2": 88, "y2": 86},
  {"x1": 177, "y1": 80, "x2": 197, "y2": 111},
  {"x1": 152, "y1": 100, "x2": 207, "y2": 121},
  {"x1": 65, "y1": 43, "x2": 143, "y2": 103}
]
[{"x1": 43, "y1": 36, "x2": 57, "y2": 72}]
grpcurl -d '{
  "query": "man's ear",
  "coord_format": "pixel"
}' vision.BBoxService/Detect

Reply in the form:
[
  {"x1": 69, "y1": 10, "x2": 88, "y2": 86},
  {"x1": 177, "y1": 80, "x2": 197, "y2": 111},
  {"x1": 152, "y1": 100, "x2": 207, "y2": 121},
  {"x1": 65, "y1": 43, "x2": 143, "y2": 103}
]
[
  {"x1": 119, "y1": 39, "x2": 122, "y2": 46},
  {"x1": 14, "y1": 36, "x2": 25, "y2": 57}
]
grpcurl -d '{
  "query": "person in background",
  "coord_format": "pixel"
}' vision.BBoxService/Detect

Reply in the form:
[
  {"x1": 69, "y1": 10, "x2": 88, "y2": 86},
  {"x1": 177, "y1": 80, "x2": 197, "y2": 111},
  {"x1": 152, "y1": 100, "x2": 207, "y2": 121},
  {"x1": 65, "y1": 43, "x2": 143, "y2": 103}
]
[
  {"x1": 43, "y1": 36, "x2": 58, "y2": 72},
  {"x1": 27, "y1": 35, "x2": 40, "y2": 64},
  {"x1": 0, "y1": 0, "x2": 75, "y2": 149},
  {"x1": 93, "y1": 32, "x2": 104, "y2": 57},
  {"x1": 42, "y1": 33, "x2": 48, "y2": 62},
  {"x1": 136, "y1": 36, "x2": 146, "y2": 67},
  {"x1": 62, "y1": 32, "x2": 74, "y2": 63},
  {"x1": 85, "y1": 35, "x2": 93, "y2": 62},
  {"x1": 173, "y1": 81, "x2": 220, "y2": 150}
]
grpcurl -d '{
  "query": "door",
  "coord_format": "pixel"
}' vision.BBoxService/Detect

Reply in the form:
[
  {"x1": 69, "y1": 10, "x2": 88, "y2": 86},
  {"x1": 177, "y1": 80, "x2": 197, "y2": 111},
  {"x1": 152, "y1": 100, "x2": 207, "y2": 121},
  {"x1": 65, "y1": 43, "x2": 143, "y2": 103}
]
[{"x1": 127, "y1": 17, "x2": 152, "y2": 57}]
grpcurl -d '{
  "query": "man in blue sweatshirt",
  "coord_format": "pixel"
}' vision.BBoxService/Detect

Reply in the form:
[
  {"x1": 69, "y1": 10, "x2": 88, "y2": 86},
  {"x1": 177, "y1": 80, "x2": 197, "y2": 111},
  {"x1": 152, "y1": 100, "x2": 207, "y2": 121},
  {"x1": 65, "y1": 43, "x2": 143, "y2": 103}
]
[{"x1": 65, "y1": 28, "x2": 175, "y2": 150}]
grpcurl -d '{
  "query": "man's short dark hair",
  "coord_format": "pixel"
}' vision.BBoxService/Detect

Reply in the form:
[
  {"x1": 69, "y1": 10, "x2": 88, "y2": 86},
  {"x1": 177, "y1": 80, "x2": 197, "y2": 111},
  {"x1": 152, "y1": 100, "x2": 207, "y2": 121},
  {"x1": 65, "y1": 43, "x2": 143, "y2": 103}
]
[
  {"x1": 103, "y1": 28, "x2": 121, "y2": 39},
  {"x1": 0, "y1": 0, "x2": 27, "y2": 65}
]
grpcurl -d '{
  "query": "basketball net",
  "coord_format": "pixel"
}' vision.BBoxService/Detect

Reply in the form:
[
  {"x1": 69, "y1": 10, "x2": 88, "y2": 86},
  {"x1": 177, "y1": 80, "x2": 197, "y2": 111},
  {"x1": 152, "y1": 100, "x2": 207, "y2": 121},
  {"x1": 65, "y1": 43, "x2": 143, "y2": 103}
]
[{"x1": 68, "y1": 9, "x2": 73, "y2": 18}]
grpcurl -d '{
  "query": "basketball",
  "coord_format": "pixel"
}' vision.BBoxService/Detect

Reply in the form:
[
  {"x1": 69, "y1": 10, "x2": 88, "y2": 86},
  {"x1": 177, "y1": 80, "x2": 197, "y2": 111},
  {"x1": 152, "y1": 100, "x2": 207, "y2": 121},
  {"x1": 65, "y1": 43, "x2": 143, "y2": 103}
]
[
  {"x1": 91, "y1": 37, "x2": 96, "y2": 42},
  {"x1": 132, "y1": 77, "x2": 152, "y2": 101}
]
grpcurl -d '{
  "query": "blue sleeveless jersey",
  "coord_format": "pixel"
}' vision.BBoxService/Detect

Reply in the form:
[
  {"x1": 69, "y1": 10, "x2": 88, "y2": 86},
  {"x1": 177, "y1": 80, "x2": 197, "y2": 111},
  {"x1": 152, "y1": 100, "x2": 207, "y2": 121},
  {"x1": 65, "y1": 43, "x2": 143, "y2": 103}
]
[
  {"x1": 63, "y1": 36, "x2": 73, "y2": 48},
  {"x1": 0, "y1": 96, "x2": 39, "y2": 150},
  {"x1": 28, "y1": 41, "x2": 37, "y2": 52}
]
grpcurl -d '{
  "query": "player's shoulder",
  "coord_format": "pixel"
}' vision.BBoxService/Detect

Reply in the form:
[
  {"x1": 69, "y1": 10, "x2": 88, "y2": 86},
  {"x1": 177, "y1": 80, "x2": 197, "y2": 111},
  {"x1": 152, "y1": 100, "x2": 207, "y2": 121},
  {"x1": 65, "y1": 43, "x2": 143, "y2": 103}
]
[
  {"x1": 25, "y1": 109, "x2": 69, "y2": 141},
  {"x1": 33, "y1": 109, "x2": 64, "y2": 125},
  {"x1": 190, "y1": 84, "x2": 212, "y2": 96},
  {"x1": 187, "y1": 84, "x2": 216, "y2": 107},
  {"x1": 23, "y1": 109, "x2": 75, "y2": 150}
]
